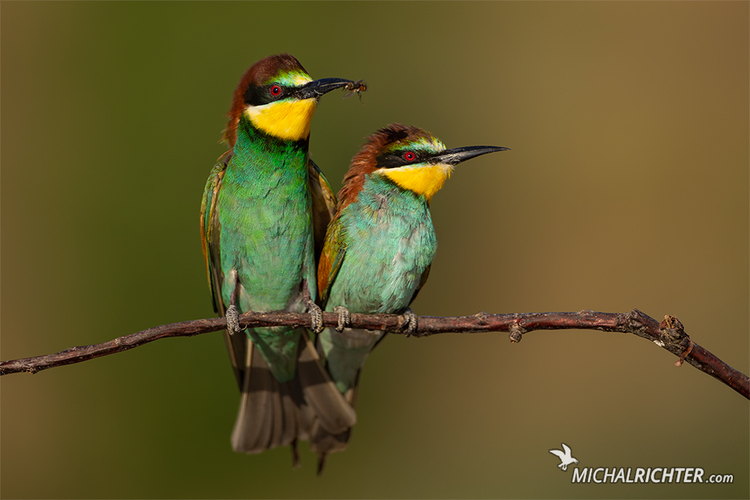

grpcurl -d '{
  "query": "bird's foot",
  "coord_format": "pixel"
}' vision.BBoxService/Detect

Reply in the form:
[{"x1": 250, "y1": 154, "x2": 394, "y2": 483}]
[
  {"x1": 226, "y1": 305, "x2": 241, "y2": 336},
  {"x1": 399, "y1": 307, "x2": 418, "y2": 338},
  {"x1": 334, "y1": 306, "x2": 351, "y2": 332},
  {"x1": 302, "y1": 280, "x2": 324, "y2": 334},
  {"x1": 308, "y1": 302, "x2": 324, "y2": 334}
]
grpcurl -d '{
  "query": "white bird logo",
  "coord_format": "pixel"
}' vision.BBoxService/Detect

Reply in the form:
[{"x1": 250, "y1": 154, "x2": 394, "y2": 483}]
[{"x1": 549, "y1": 443, "x2": 579, "y2": 471}]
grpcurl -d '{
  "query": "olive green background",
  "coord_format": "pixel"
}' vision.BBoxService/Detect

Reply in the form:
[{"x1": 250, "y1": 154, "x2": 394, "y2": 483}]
[{"x1": 2, "y1": 2, "x2": 748, "y2": 498}]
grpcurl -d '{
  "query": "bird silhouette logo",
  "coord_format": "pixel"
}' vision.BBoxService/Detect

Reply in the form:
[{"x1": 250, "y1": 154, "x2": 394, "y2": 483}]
[{"x1": 549, "y1": 443, "x2": 579, "y2": 471}]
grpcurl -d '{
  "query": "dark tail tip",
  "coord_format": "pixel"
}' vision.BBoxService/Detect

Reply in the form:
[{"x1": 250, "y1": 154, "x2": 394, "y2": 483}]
[
  {"x1": 317, "y1": 453, "x2": 328, "y2": 476},
  {"x1": 291, "y1": 440, "x2": 301, "y2": 469}
]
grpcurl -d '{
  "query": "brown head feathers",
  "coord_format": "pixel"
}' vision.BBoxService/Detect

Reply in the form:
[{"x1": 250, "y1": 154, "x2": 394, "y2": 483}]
[
  {"x1": 336, "y1": 124, "x2": 434, "y2": 212},
  {"x1": 222, "y1": 54, "x2": 309, "y2": 147}
]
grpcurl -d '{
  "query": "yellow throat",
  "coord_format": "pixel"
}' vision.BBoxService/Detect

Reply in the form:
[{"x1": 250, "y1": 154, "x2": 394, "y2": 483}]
[
  {"x1": 244, "y1": 98, "x2": 317, "y2": 141},
  {"x1": 380, "y1": 163, "x2": 454, "y2": 201}
]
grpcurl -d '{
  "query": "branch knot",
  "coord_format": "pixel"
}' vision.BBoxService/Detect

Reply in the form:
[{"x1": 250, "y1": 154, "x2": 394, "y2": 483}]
[{"x1": 659, "y1": 315, "x2": 693, "y2": 366}]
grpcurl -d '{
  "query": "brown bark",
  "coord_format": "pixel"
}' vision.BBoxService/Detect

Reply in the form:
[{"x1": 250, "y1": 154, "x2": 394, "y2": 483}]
[{"x1": 1, "y1": 309, "x2": 747, "y2": 399}]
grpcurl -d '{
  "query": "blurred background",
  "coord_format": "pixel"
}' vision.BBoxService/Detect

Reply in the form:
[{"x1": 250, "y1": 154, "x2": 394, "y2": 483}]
[{"x1": 2, "y1": 2, "x2": 747, "y2": 498}]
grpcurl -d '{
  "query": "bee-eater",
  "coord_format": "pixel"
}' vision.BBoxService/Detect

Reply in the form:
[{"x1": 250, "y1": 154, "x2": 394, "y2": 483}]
[
  {"x1": 312, "y1": 124, "x2": 509, "y2": 470},
  {"x1": 200, "y1": 54, "x2": 361, "y2": 462}
]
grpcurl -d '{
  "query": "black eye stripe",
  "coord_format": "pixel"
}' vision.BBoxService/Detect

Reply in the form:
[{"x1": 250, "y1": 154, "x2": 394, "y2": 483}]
[
  {"x1": 376, "y1": 149, "x2": 433, "y2": 169},
  {"x1": 244, "y1": 84, "x2": 292, "y2": 106}
]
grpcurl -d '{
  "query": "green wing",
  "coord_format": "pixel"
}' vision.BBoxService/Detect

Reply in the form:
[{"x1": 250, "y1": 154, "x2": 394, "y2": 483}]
[
  {"x1": 200, "y1": 151, "x2": 247, "y2": 387},
  {"x1": 316, "y1": 215, "x2": 347, "y2": 308},
  {"x1": 308, "y1": 159, "x2": 337, "y2": 263},
  {"x1": 200, "y1": 150, "x2": 231, "y2": 314}
]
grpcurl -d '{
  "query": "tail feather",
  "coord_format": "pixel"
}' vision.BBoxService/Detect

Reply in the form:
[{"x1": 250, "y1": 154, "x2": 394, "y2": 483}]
[
  {"x1": 231, "y1": 343, "x2": 309, "y2": 454},
  {"x1": 267, "y1": 375, "x2": 284, "y2": 448},
  {"x1": 297, "y1": 333, "x2": 357, "y2": 435},
  {"x1": 309, "y1": 374, "x2": 361, "y2": 473},
  {"x1": 278, "y1": 382, "x2": 300, "y2": 445},
  {"x1": 230, "y1": 339, "x2": 357, "y2": 467},
  {"x1": 310, "y1": 424, "x2": 352, "y2": 475}
]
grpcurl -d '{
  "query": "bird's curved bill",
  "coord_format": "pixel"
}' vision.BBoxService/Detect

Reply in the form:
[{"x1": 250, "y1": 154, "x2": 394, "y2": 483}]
[
  {"x1": 296, "y1": 78, "x2": 360, "y2": 100},
  {"x1": 432, "y1": 145, "x2": 510, "y2": 166}
]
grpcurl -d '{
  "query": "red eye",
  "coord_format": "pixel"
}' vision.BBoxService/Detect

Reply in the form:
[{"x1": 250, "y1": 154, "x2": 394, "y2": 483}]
[
  {"x1": 403, "y1": 151, "x2": 417, "y2": 162},
  {"x1": 270, "y1": 85, "x2": 282, "y2": 96}
]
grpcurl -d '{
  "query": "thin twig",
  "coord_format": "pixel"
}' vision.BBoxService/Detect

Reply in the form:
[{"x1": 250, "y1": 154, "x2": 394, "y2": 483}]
[{"x1": 0, "y1": 309, "x2": 747, "y2": 399}]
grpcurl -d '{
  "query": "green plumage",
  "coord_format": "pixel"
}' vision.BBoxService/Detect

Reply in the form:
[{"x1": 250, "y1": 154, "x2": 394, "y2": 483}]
[
  {"x1": 320, "y1": 174, "x2": 436, "y2": 393},
  {"x1": 311, "y1": 124, "x2": 507, "y2": 467},
  {"x1": 217, "y1": 122, "x2": 313, "y2": 381},
  {"x1": 200, "y1": 54, "x2": 361, "y2": 460}
]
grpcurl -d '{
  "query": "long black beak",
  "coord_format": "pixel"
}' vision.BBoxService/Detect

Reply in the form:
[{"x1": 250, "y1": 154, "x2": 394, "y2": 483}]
[
  {"x1": 431, "y1": 145, "x2": 510, "y2": 166},
  {"x1": 296, "y1": 78, "x2": 360, "y2": 100}
]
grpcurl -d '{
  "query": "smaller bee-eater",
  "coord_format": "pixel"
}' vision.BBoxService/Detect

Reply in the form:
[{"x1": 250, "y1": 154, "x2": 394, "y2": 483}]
[
  {"x1": 200, "y1": 54, "x2": 363, "y2": 464},
  {"x1": 311, "y1": 123, "x2": 509, "y2": 471}
]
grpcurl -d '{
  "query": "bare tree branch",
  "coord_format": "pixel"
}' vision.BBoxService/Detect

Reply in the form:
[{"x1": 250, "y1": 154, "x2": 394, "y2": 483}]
[{"x1": 1, "y1": 309, "x2": 747, "y2": 399}]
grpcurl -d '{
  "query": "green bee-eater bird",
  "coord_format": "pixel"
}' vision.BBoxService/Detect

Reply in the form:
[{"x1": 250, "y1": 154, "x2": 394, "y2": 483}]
[
  {"x1": 200, "y1": 54, "x2": 362, "y2": 462},
  {"x1": 311, "y1": 124, "x2": 509, "y2": 470}
]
